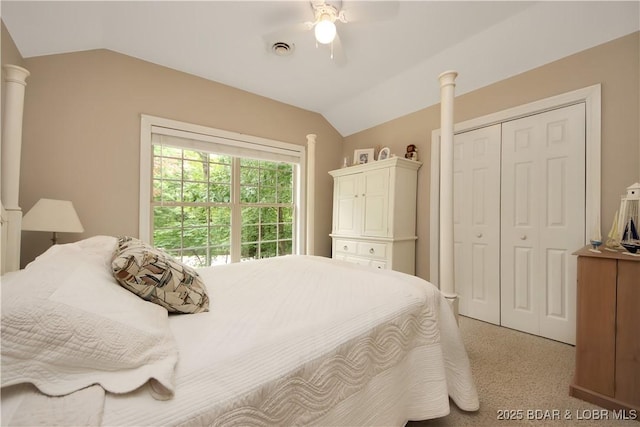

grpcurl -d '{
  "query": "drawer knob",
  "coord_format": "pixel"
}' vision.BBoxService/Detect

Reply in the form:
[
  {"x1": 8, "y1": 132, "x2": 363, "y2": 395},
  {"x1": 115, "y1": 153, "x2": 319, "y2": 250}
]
[
  {"x1": 520, "y1": 235, "x2": 527, "y2": 240},
  {"x1": 476, "y1": 233, "x2": 483, "y2": 238},
  {"x1": 369, "y1": 248, "x2": 375, "y2": 254},
  {"x1": 343, "y1": 245, "x2": 348, "y2": 251}
]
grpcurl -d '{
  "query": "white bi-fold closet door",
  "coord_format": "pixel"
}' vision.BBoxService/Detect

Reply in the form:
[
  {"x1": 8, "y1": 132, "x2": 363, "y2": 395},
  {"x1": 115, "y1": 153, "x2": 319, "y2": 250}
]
[{"x1": 454, "y1": 103, "x2": 586, "y2": 345}]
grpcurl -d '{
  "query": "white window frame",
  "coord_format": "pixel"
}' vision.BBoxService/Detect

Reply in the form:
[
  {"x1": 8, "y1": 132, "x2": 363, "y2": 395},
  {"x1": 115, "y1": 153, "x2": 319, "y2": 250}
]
[{"x1": 139, "y1": 114, "x2": 307, "y2": 259}]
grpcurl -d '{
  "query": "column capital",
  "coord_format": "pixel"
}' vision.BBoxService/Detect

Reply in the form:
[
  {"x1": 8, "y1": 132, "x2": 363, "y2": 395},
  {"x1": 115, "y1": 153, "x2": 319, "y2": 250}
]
[{"x1": 3, "y1": 65, "x2": 30, "y2": 86}]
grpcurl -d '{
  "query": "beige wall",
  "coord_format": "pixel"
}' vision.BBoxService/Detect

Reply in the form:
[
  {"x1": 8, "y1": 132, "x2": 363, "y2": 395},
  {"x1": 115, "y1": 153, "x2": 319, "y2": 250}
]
[
  {"x1": 344, "y1": 31, "x2": 640, "y2": 281},
  {"x1": 18, "y1": 49, "x2": 343, "y2": 265}
]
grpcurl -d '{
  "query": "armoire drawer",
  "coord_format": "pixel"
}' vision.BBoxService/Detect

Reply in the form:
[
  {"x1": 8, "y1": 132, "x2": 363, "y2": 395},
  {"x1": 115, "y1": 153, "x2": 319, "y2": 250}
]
[
  {"x1": 357, "y1": 242, "x2": 387, "y2": 259},
  {"x1": 334, "y1": 239, "x2": 357, "y2": 254}
]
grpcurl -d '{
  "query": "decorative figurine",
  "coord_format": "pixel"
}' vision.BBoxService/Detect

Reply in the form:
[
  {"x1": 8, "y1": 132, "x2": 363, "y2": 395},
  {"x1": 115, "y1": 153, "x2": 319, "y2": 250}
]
[{"x1": 405, "y1": 144, "x2": 418, "y2": 161}]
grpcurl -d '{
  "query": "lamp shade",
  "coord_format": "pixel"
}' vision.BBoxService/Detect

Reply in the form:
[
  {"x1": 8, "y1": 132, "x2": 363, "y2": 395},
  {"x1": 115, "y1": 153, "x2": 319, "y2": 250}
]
[{"x1": 22, "y1": 199, "x2": 84, "y2": 233}]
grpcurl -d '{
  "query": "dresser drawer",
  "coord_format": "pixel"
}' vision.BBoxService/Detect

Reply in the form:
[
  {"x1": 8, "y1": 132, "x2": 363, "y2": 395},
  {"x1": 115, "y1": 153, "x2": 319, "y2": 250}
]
[
  {"x1": 357, "y1": 242, "x2": 387, "y2": 259},
  {"x1": 334, "y1": 239, "x2": 358, "y2": 254}
]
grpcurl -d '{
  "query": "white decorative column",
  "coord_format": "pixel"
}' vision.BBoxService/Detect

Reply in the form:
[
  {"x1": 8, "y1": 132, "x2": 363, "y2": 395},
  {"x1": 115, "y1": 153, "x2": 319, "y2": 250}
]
[
  {"x1": 306, "y1": 134, "x2": 316, "y2": 256},
  {"x1": 438, "y1": 70, "x2": 459, "y2": 319},
  {"x1": 1, "y1": 65, "x2": 30, "y2": 273}
]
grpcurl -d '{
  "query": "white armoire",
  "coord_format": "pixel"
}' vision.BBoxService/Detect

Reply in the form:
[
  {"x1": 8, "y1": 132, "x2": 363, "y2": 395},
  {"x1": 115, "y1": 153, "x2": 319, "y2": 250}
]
[{"x1": 329, "y1": 157, "x2": 421, "y2": 274}]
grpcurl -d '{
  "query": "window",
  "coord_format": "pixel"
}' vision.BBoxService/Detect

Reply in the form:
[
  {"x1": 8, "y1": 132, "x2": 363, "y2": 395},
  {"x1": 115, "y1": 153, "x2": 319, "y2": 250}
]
[{"x1": 140, "y1": 116, "x2": 305, "y2": 267}]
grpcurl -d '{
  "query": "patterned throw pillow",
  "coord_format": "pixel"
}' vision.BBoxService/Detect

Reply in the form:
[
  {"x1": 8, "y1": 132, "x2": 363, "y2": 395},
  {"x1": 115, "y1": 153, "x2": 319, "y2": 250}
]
[{"x1": 111, "y1": 236, "x2": 209, "y2": 314}]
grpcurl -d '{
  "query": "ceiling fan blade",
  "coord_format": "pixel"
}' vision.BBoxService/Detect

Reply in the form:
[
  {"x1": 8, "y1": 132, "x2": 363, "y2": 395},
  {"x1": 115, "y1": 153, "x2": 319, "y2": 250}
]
[
  {"x1": 331, "y1": 33, "x2": 347, "y2": 67},
  {"x1": 339, "y1": 1, "x2": 399, "y2": 23}
]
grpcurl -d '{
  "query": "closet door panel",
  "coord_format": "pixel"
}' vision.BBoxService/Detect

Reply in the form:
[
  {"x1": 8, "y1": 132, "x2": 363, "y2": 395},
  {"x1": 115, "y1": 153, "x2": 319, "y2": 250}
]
[
  {"x1": 453, "y1": 124, "x2": 501, "y2": 325},
  {"x1": 538, "y1": 104, "x2": 585, "y2": 344},
  {"x1": 502, "y1": 103, "x2": 585, "y2": 344},
  {"x1": 502, "y1": 123, "x2": 540, "y2": 335}
]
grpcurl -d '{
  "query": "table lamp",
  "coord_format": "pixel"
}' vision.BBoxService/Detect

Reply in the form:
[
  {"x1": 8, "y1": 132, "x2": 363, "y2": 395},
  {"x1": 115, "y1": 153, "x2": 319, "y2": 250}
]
[{"x1": 22, "y1": 198, "x2": 84, "y2": 244}]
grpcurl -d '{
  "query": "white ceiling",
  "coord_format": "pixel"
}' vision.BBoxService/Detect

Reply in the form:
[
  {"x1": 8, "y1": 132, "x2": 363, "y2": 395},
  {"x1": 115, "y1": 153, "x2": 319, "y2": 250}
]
[{"x1": 2, "y1": 1, "x2": 639, "y2": 136}]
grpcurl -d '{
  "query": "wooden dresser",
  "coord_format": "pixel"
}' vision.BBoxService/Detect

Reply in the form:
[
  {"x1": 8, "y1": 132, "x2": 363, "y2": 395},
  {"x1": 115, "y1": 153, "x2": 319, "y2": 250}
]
[{"x1": 570, "y1": 246, "x2": 640, "y2": 412}]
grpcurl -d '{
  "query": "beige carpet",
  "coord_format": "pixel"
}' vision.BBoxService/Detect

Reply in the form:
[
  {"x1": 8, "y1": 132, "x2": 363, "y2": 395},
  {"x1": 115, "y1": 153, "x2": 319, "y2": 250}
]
[{"x1": 407, "y1": 316, "x2": 638, "y2": 426}]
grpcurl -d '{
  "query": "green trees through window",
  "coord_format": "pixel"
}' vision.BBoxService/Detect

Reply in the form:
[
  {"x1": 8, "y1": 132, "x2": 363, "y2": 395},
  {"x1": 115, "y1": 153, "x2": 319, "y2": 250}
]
[{"x1": 152, "y1": 145, "x2": 294, "y2": 267}]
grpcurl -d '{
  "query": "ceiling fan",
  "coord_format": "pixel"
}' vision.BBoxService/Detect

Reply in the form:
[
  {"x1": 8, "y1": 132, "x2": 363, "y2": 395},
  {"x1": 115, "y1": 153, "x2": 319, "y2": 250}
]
[
  {"x1": 306, "y1": 1, "x2": 347, "y2": 46},
  {"x1": 264, "y1": 1, "x2": 399, "y2": 66}
]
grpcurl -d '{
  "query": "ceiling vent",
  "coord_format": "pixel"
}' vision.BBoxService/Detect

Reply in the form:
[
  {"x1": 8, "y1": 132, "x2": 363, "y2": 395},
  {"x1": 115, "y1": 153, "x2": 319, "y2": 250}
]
[{"x1": 271, "y1": 42, "x2": 294, "y2": 56}]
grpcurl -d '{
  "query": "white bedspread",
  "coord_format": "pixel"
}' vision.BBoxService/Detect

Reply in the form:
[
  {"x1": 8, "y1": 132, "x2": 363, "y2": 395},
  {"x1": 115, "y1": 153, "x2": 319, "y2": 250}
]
[
  {"x1": 2, "y1": 254, "x2": 478, "y2": 426},
  {"x1": 102, "y1": 255, "x2": 478, "y2": 426}
]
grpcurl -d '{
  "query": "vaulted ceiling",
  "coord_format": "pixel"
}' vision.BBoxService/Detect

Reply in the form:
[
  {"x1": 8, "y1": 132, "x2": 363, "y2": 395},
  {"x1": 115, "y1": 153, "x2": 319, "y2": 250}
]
[{"x1": 2, "y1": 1, "x2": 638, "y2": 136}]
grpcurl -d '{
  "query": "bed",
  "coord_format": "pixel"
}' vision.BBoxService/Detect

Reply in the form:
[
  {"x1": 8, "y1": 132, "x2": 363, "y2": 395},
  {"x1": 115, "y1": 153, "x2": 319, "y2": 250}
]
[
  {"x1": 1, "y1": 64, "x2": 476, "y2": 425},
  {"x1": 1, "y1": 235, "x2": 478, "y2": 426}
]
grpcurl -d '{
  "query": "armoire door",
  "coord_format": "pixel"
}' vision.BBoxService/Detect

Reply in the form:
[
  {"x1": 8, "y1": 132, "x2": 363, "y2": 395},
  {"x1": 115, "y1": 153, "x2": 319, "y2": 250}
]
[
  {"x1": 453, "y1": 124, "x2": 501, "y2": 325},
  {"x1": 333, "y1": 174, "x2": 361, "y2": 236},
  {"x1": 361, "y1": 168, "x2": 389, "y2": 237},
  {"x1": 501, "y1": 103, "x2": 586, "y2": 345}
]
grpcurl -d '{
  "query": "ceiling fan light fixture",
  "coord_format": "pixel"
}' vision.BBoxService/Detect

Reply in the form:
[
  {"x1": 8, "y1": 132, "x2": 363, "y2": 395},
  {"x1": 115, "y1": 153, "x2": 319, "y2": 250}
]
[{"x1": 314, "y1": 16, "x2": 336, "y2": 44}]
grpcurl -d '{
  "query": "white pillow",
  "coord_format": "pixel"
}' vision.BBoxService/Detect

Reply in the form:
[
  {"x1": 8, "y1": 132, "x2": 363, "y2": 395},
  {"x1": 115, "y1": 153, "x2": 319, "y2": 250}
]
[{"x1": 0, "y1": 238, "x2": 178, "y2": 400}]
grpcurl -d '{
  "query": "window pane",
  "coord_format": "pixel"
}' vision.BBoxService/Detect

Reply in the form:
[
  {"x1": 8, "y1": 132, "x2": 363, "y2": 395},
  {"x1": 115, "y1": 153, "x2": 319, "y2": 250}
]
[
  {"x1": 153, "y1": 227, "x2": 181, "y2": 250},
  {"x1": 279, "y1": 207, "x2": 293, "y2": 223},
  {"x1": 210, "y1": 225, "x2": 230, "y2": 246},
  {"x1": 160, "y1": 157, "x2": 182, "y2": 180},
  {"x1": 242, "y1": 224, "x2": 259, "y2": 243},
  {"x1": 155, "y1": 180, "x2": 181, "y2": 202},
  {"x1": 210, "y1": 163, "x2": 231, "y2": 184},
  {"x1": 210, "y1": 207, "x2": 231, "y2": 226},
  {"x1": 277, "y1": 163, "x2": 292, "y2": 178},
  {"x1": 183, "y1": 206, "x2": 207, "y2": 226},
  {"x1": 277, "y1": 184, "x2": 292, "y2": 203},
  {"x1": 209, "y1": 184, "x2": 230, "y2": 203},
  {"x1": 183, "y1": 181, "x2": 208, "y2": 202},
  {"x1": 278, "y1": 240, "x2": 292, "y2": 256},
  {"x1": 240, "y1": 158, "x2": 260, "y2": 168},
  {"x1": 240, "y1": 166, "x2": 259, "y2": 185},
  {"x1": 259, "y1": 186, "x2": 276, "y2": 203},
  {"x1": 241, "y1": 243, "x2": 258, "y2": 261},
  {"x1": 210, "y1": 246, "x2": 231, "y2": 265},
  {"x1": 261, "y1": 223, "x2": 277, "y2": 241},
  {"x1": 154, "y1": 206, "x2": 182, "y2": 229},
  {"x1": 183, "y1": 150, "x2": 203, "y2": 161},
  {"x1": 210, "y1": 153, "x2": 231, "y2": 164},
  {"x1": 161, "y1": 146, "x2": 183, "y2": 158},
  {"x1": 279, "y1": 223, "x2": 292, "y2": 240},
  {"x1": 241, "y1": 185, "x2": 258, "y2": 203},
  {"x1": 183, "y1": 159, "x2": 207, "y2": 182},
  {"x1": 261, "y1": 207, "x2": 277, "y2": 224},
  {"x1": 182, "y1": 226, "x2": 208, "y2": 248},
  {"x1": 153, "y1": 179, "x2": 163, "y2": 202},
  {"x1": 260, "y1": 242, "x2": 277, "y2": 258},
  {"x1": 260, "y1": 166, "x2": 276, "y2": 185},
  {"x1": 180, "y1": 247, "x2": 208, "y2": 268}
]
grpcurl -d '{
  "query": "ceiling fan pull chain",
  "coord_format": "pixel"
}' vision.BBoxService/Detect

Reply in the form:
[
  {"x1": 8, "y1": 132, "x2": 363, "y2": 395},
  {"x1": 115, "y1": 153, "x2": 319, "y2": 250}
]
[{"x1": 330, "y1": 41, "x2": 334, "y2": 60}]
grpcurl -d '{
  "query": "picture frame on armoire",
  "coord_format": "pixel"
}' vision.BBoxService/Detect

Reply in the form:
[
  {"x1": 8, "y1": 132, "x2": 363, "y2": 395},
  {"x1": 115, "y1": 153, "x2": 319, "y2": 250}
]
[
  {"x1": 378, "y1": 147, "x2": 390, "y2": 161},
  {"x1": 354, "y1": 148, "x2": 375, "y2": 165}
]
